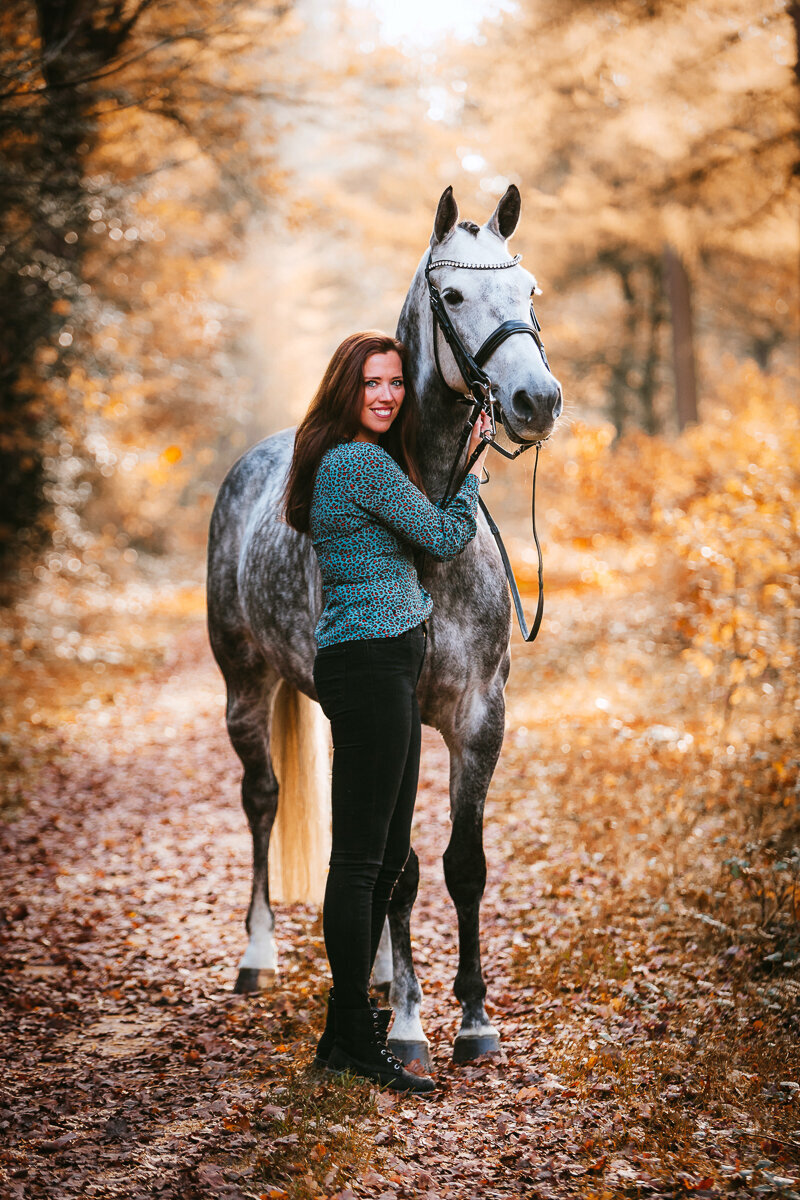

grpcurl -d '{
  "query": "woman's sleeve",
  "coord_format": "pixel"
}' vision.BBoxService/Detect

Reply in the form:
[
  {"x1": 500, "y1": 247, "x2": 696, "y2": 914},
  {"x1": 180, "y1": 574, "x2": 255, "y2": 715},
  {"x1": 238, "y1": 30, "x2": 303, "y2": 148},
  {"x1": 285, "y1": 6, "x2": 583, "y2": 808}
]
[{"x1": 341, "y1": 442, "x2": 480, "y2": 561}]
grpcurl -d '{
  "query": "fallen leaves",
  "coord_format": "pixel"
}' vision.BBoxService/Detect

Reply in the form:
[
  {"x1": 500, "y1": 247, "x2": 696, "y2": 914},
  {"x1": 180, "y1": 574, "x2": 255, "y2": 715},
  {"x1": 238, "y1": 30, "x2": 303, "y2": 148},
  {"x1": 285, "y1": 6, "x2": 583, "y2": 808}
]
[{"x1": 2, "y1": 368, "x2": 799, "y2": 1198}]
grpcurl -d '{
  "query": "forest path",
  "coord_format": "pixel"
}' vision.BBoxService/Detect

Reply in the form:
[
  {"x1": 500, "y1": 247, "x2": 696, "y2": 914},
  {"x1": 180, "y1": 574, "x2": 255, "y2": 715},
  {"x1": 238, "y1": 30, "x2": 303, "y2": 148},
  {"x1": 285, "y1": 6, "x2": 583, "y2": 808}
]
[{"x1": 1, "y1": 555, "x2": 798, "y2": 1200}]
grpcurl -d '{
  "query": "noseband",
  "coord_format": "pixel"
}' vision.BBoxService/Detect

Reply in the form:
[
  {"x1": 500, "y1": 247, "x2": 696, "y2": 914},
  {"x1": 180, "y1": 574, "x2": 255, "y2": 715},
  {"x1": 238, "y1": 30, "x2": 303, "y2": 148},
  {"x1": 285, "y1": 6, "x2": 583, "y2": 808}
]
[{"x1": 425, "y1": 250, "x2": 555, "y2": 644}]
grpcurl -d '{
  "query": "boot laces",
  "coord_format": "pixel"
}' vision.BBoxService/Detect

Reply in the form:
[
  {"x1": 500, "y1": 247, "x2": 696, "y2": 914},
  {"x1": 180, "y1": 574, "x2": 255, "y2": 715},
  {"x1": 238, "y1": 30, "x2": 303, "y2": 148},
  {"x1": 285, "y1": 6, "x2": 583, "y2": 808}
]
[
  {"x1": 380, "y1": 1048, "x2": 402, "y2": 1072},
  {"x1": 372, "y1": 1012, "x2": 402, "y2": 1072}
]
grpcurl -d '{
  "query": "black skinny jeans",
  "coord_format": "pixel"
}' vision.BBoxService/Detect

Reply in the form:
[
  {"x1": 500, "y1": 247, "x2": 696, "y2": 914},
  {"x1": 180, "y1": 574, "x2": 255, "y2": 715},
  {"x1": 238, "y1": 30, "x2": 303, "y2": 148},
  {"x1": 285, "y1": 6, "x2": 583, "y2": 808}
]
[{"x1": 313, "y1": 622, "x2": 427, "y2": 1011}]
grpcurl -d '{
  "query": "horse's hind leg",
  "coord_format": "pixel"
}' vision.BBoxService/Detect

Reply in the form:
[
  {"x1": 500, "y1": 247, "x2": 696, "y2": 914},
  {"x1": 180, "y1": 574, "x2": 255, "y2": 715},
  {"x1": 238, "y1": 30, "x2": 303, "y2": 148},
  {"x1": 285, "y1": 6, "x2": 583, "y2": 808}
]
[
  {"x1": 442, "y1": 687, "x2": 505, "y2": 1062},
  {"x1": 223, "y1": 661, "x2": 281, "y2": 994}
]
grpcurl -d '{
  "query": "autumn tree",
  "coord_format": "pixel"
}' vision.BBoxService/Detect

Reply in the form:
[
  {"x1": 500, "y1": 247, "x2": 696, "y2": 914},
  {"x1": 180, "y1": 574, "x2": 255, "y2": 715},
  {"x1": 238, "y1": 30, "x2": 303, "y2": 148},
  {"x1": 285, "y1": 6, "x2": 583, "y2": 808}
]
[
  {"x1": 213, "y1": 0, "x2": 451, "y2": 429},
  {"x1": 0, "y1": 0, "x2": 297, "y2": 586},
  {"x1": 451, "y1": 0, "x2": 798, "y2": 433}
]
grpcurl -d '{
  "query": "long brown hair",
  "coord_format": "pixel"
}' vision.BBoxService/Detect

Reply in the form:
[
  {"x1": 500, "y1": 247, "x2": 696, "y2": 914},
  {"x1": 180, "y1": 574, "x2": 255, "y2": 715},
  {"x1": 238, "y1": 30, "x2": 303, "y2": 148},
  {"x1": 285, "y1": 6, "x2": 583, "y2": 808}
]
[{"x1": 283, "y1": 331, "x2": 425, "y2": 534}]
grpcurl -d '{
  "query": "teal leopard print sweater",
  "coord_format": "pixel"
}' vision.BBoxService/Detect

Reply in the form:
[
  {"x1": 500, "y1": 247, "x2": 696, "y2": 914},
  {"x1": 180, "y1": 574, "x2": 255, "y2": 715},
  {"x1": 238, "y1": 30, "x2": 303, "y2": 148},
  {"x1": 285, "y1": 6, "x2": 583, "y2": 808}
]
[{"x1": 310, "y1": 440, "x2": 480, "y2": 648}]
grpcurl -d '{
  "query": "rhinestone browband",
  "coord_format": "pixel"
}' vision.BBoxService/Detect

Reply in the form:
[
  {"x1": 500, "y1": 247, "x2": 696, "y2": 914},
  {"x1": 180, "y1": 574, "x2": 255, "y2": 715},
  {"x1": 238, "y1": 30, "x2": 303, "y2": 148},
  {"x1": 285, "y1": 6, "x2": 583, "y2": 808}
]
[{"x1": 428, "y1": 255, "x2": 522, "y2": 270}]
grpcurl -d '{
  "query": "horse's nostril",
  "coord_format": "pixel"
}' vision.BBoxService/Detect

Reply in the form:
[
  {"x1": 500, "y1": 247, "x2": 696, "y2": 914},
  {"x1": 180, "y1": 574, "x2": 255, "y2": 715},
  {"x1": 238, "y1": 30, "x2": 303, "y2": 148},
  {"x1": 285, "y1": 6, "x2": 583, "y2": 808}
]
[
  {"x1": 511, "y1": 389, "x2": 536, "y2": 421},
  {"x1": 512, "y1": 386, "x2": 561, "y2": 424}
]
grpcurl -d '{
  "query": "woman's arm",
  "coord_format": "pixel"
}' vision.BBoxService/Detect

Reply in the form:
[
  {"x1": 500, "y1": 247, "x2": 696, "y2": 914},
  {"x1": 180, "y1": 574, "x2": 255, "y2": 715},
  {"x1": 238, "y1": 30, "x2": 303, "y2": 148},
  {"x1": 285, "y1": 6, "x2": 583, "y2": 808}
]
[{"x1": 337, "y1": 441, "x2": 481, "y2": 561}]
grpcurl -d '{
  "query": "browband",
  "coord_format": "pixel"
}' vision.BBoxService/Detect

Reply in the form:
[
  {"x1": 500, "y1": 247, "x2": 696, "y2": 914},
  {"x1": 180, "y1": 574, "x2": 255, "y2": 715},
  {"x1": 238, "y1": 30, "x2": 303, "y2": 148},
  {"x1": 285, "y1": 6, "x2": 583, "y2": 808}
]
[{"x1": 427, "y1": 255, "x2": 522, "y2": 271}]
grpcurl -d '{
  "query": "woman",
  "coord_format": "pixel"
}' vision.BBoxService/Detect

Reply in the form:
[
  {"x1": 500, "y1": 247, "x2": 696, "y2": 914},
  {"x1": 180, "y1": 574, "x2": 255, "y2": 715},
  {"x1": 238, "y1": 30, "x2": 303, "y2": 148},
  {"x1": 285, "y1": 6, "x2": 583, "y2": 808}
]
[{"x1": 284, "y1": 330, "x2": 489, "y2": 1093}]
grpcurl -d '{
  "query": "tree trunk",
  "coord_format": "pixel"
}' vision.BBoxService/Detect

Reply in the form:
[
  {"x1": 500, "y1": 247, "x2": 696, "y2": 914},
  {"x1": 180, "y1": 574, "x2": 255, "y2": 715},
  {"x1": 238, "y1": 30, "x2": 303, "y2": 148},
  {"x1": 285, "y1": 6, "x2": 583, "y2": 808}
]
[
  {"x1": 663, "y1": 244, "x2": 699, "y2": 430},
  {"x1": 0, "y1": 0, "x2": 138, "y2": 584},
  {"x1": 789, "y1": 2, "x2": 800, "y2": 178},
  {"x1": 606, "y1": 261, "x2": 637, "y2": 437},
  {"x1": 639, "y1": 257, "x2": 665, "y2": 436}
]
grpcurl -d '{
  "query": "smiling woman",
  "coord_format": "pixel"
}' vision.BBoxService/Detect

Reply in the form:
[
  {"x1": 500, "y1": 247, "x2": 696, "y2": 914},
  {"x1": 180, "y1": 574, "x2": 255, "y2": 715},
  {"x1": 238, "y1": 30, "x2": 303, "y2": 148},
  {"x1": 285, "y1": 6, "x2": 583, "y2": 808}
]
[{"x1": 281, "y1": 329, "x2": 490, "y2": 1093}]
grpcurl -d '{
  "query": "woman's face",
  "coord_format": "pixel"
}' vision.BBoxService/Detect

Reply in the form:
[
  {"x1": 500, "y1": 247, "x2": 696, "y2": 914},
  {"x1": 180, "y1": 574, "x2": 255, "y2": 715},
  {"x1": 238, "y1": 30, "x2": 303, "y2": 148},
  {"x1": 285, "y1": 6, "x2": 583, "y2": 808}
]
[{"x1": 354, "y1": 350, "x2": 405, "y2": 443}]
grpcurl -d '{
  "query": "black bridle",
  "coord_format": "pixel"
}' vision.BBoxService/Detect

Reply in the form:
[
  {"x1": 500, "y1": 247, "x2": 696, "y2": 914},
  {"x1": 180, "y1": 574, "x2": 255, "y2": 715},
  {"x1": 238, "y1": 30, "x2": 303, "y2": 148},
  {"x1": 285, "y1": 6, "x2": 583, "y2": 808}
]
[{"x1": 425, "y1": 250, "x2": 554, "y2": 644}]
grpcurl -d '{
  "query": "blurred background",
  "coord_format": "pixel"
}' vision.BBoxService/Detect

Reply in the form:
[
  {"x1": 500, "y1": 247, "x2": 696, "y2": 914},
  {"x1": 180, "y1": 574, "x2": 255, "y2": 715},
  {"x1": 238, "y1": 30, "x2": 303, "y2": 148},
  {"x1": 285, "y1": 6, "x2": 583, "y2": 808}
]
[
  {"x1": 1, "y1": 0, "x2": 798, "y2": 796},
  {"x1": 2, "y1": 7, "x2": 799, "y2": 1176}
]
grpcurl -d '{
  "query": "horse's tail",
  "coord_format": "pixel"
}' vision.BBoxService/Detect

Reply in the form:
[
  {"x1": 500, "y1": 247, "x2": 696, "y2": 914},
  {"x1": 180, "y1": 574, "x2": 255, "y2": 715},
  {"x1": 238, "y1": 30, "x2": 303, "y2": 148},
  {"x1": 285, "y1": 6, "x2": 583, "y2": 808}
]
[{"x1": 268, "y1": 681, "x2": 330, "y2": 905}]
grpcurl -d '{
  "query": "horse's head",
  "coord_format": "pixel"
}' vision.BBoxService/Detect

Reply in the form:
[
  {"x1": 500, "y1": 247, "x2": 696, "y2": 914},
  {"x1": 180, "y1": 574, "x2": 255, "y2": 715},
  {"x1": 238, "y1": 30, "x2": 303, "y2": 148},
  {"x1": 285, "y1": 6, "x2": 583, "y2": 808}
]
[{"x1": 424, "y1": 184, "x2": 562, "y2": 445}]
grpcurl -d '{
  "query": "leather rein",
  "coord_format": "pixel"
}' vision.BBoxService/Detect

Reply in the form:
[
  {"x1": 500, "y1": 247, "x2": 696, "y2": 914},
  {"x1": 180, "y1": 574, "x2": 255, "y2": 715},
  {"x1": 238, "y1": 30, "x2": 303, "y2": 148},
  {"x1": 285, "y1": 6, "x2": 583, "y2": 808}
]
[{"x1": 425, "y1": 251, "x2": 552, "y2": 644}]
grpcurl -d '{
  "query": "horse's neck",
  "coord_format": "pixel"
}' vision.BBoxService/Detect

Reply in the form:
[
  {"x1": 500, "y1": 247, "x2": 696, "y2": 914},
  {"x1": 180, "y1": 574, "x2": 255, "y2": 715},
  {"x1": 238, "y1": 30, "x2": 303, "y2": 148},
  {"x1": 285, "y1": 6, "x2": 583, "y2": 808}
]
[
  {"x1": 417, "y1": 391, "x2": 468, "y2": 503},
  {"x1": 397, "y1": 268, "x2": 470, "y2": 502}
]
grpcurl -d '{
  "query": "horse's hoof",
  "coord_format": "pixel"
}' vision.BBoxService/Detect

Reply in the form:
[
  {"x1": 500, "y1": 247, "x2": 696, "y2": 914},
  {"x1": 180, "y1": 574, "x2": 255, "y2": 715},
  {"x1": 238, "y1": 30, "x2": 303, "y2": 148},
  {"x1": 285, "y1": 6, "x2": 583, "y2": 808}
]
[
  {"x1": 452, "y1": 1031, "x2": 501, "y2": 1063},
  {"x1": 233, "y1": 967, "x2": 276, "y2": 994},
  {"x1": 387, "y1": 1038, "x2": 431, "y2": 1072}
]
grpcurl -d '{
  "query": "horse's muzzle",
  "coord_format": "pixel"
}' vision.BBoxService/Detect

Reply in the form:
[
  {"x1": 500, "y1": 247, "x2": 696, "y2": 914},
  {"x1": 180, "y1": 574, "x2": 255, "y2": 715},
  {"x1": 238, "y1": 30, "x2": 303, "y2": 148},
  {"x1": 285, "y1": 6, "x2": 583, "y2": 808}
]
[{"x1": 502, "y1": 380, "x2": 562, "y2": 443}]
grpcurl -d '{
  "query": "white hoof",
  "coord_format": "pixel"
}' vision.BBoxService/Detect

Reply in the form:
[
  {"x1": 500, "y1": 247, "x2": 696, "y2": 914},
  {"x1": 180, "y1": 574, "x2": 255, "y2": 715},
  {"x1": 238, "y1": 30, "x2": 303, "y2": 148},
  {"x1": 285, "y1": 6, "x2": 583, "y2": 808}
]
[{"x1": 234, "y1": 967, "x2": 276, "y2": 993}]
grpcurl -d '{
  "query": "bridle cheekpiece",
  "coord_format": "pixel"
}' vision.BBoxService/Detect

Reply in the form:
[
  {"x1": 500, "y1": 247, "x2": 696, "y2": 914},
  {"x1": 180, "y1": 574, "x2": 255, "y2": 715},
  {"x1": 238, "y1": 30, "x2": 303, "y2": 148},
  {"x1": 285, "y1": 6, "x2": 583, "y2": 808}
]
[{"x1": 425, "y1": 249, "x2": 554, "y2": 645}]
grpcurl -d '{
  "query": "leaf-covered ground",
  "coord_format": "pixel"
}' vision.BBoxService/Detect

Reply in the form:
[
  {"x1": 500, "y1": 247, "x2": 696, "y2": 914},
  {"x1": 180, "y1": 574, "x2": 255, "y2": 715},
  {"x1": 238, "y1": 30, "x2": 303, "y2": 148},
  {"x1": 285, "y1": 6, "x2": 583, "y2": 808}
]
[{"x1": 1, "y1": 430, "x2": 799, "y2": 1198}]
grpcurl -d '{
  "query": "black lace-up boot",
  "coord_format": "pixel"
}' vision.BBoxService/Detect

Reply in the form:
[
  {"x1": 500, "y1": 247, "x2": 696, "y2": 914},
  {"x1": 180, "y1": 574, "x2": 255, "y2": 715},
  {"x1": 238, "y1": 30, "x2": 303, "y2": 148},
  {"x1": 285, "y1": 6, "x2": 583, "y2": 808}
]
[
  {"x1": 327, "y1": 1004, "x2": 436, "y2": 1094},
  {"x1": 314, "y1": 993, "x2": 392, "y2": 1069}
]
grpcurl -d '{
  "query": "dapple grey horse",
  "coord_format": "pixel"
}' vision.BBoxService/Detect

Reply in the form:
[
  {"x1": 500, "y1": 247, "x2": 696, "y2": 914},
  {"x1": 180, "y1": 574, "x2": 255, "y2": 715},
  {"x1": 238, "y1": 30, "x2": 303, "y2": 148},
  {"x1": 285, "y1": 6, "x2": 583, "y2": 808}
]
[{"x1": 207, "y1": 184, "x2": 562, "y2": 1065}]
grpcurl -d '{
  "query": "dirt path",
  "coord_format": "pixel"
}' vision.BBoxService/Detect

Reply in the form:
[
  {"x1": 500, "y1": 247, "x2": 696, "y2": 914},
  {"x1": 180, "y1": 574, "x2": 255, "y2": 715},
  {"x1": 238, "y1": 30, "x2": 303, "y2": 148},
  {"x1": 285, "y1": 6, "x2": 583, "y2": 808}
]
[{"x1": 1, "y1": 558, "x2": 798, "y2": 1199}]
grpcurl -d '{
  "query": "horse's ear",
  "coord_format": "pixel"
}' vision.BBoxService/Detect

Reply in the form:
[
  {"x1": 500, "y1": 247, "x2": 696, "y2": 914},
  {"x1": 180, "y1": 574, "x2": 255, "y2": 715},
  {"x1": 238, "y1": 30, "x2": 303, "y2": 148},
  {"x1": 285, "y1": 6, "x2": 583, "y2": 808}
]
[
  {"x1": 431, "y1": 186, "x2": 459, "y2": 247},
  {"x1": 485, "y1": 184, "x2": 521, "y2": 241}
]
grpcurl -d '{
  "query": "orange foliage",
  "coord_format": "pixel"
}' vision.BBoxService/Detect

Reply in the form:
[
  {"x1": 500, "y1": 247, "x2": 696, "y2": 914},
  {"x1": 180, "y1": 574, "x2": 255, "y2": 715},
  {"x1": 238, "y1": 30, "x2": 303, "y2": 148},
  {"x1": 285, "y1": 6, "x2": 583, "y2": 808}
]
[
  {"x1": 545, "y1": 363, "x2": 799, "y2": 733},
  {"x1": 664, "y1": 369, "x2": 799, "y2": 719}
]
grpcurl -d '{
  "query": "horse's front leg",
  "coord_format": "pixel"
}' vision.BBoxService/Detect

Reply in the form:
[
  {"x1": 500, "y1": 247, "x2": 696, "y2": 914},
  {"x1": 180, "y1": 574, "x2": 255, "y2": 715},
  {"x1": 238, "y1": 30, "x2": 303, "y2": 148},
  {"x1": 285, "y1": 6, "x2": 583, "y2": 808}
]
[
  {"x1": 442, "y1": 688, "x2": 505, "y2": 1062},
  {"x1": 370, "y1": 920, "x2": 393, "y2": 993},
  {"x1": 386, "y1": 849, "x2": 431, "y2": 1071}
]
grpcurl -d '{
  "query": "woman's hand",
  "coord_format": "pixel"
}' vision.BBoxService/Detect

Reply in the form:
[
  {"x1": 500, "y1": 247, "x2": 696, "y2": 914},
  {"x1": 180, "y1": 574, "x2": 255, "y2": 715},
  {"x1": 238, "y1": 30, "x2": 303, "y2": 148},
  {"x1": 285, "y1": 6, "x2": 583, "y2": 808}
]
[{"x1": 468, "y1": 410, "x2": 493, "y2": 477}]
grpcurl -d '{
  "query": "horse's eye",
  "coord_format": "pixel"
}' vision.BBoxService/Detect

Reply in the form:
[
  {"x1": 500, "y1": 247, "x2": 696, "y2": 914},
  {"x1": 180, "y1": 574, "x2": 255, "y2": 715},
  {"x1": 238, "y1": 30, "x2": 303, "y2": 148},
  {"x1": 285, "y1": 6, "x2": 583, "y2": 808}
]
[{"x1": 442, "y1": 289, "x2": 463, "y2": 305}]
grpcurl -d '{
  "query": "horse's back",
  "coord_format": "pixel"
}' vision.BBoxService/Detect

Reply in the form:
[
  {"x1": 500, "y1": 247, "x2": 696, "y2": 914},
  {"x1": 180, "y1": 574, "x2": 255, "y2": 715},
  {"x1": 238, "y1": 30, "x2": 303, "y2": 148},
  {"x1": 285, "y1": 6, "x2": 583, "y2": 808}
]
[{"x1": 207, "y1": 428, "x2": 320, "y2": 687}]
